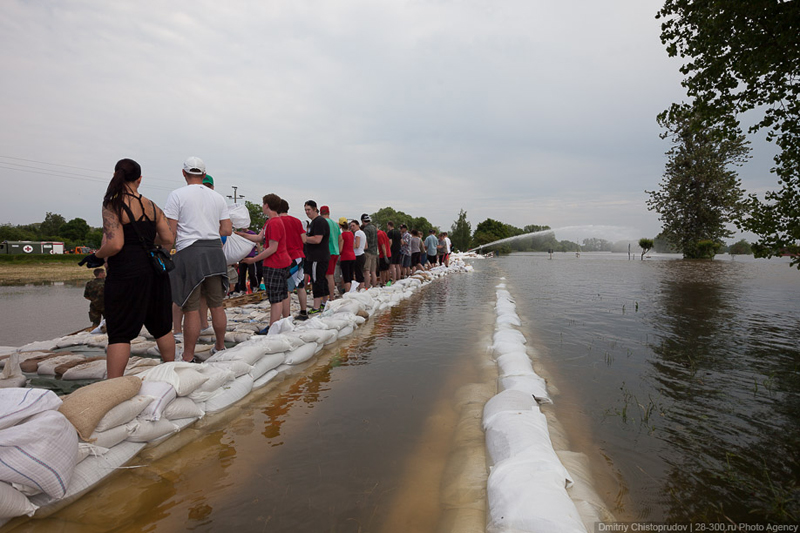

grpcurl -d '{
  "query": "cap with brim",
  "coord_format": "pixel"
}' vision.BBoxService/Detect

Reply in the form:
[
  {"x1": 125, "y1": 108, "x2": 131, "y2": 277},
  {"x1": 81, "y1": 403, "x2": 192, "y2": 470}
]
[
  {"x1": 183, "y1": 156, "x2": 206, "y2": 175},
  {"x1": 202, "y1": 174, "x2": 214, "y2": 186},
  {"x1": 339, "y1": 217, "x2": 348, "y2": 226},
  {"x1": 361, "y1": 213, "x2": 371, "y2": 222},
  {"x1": 320, "y1": 205, "x2": 330, "y2": 215}
]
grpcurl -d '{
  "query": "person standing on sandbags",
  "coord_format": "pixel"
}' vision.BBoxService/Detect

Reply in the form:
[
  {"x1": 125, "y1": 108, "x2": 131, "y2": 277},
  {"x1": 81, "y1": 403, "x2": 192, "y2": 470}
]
[
  {"x1": 164, "y1": 157, "x2": 232, "y2": 362},
  {"x1": 79, "y1": 158, "x2": 176, "y2": 378}
]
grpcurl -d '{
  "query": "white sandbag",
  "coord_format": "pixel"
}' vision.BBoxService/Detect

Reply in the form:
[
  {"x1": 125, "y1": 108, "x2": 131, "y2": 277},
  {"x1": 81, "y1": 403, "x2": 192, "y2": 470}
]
[
  {"x1": 496, "y1": 313, "x2": 521, "y2": 327},
  {"x1": 207, "y1": 344, "x2": 265, "y2": 366},
  {"x1": 267, "y1": 316, "x2": 295, "y2": 336},
  {"x1": 252, "y1": 369, "x2": 280, "y2": 389},
  {"x1": 249, "y1": 352, "x2": 285, "y2": 380},
  {"x1": 206, "y1": 360, "x2": 252, "y2": 378},
  {"x1": 294, "y1": 329, "x2": 337, "y2": 345},
  {"x1": 163, "y1": 398, "x2": 205, "y2": 421},
  {"x1": 284, "y1": 343, "x2": 317, "y2": 365},
  {"x1": 0, "y1": 388, "x2": 62, "y2": 430},
  {"x1": 484, "y1": 411, "x2": 572, "y2": 487},
  {"x1": 129, "y1": 340, "x2": 157, "y2": 355},
  {"x1": 204, "y1": 374, "x2": 254, "y2": 413},
  {"x1": 227, "y1": 203, "x2": 251, "y2": 229},
  {"x1": 223, "y1": 232, "x2": 255, "y2": 265},
  {"x1": 137, "y1": 381, "x2": 177, "y2": 421},
  {"x1": 187, "y1": 368, "x2": 235, "y2": 403},
  {"x1": 492, "y1": 340, "x2": 527, "y2": 357},
  {"x1": 35, "y1": 355, "x2": 85, "y2": 376},
  {"x1": 224, "y1": 331, "x2": 252, "y2": 344},
  {"x1": 493, "y1": 329, "x2": 526, "y2": 345},
  {"x1": 125, "y1": 419, "x2": 179, "y2": 443},
  {"x1": 62, "y1": 359, "x2": 107, "y2": 381},
  {"x1": 0, "y1": 411, "x2": 78, "y2": 499},
  {"x1": 0, "y1": 352, "x2": 26, "y2": 389},
  {"x1": 29, "y1": 441, "x2": 145, "y2": 518},
  {"x1": 297, "y1": 317, "x2": 329, "y2": 330},
  {"x1": 17, "y1": 340, "x2": 58, "y2": 353},
  {"x1": 487, "y1": 463, "x2": 584, "y2": 533},
  {"x1": 94, "y1": 395, "x2": 154, "y2": 433},
  {"x1": 338, "y1": 325, "x2": 354, "y2": 338},
  {"x1": 0, "y1": 481, "x2": 37, "y2": 519},
  {"x1": 496, "y1": 352, "x2": 535, "y2": 377},
  {"x1": 247, "y1": 334, "x2": 294, "y2": 354},
  {"x1": 319, "y1": 317, "x2": 350, "y2": 331},
  {"x1": 139, "y1": 362, "x2": 210, "y2": 397},
  {"x1": 482, "y1": 389, "x2": 538, "y2": 430},
  {"x1": 499, "y1": 374, "x2": 551, "y2": 404},
  {"x1": 85, "y1": 424, "x2": 132, "y2": 449}
]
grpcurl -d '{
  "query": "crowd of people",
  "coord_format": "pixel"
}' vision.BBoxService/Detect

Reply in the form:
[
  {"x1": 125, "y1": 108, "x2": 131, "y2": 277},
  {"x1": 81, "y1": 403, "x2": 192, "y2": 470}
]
[{"x1": 80, "y1": 156, "x2": 453, "y2": 378}]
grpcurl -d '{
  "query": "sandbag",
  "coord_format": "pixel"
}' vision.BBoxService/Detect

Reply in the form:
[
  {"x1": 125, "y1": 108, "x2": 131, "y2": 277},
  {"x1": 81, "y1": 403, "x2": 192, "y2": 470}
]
[
  {"x1": 207, "y1": 343, "x2": 266, "y2": 366},
  {"x1": 85, "y1": 424, "x2": 132, "y2": 449},
  {"x1": 496, "y1": 351, "x2": 535, "y2": 377},
  {"x1": 37, "y1": 355, "x2": 87, "y2": 376},
  {"x1": 223, "y1": 232, "x2": 256, "y2": 265},
  {"x1": 283, "y1": 343, "x2": 317, "y2": 365},
  {"x1": 0, "y1": 388, "x2": 62, "y2": 430},
  {"x1": 126, "y1": 419, "x2": 179, "y2": 443},
  {"x1": 94, "y1": 395, "x2": 154, "y2": 433},
  {"x1": 0, "y1": 411, "x2": 78, "y2": 500},
  {"x1": 482, "y1": 389, "x2": 538, "y2": 430},
  {"x1": 492, "y1": 340, "x2": 527, "y2": 357},
  {"x1": 227, "y1": 203, "x2": 251, "y2": 229},
  {"x1": 499, "y1": 374, "x2": 551, "y2": 404},
  {"x1": 206, "y1": 360, "x2": 252, "y2": 378},
  {"x1": 58, "y1": 376, "x2": 142, "y2": 440},
  {"x1": 187, "y1": 366, "x2": 236, "y2": 402},
  {"x1": 493, "y1": 329, "x2": 526, "y2": 345},
  {"x1": 252, "y1": 369, "x2": 280, "y2": 389},
  {"x1": 204, "y1": 374, "x2": 254, "y2": 413},
  {"x1": 139, "y1": 362, "x2": 210, "y2": 397},
  {"x1": 61, "y1": 359, "x2": 107, "y2": 381},
  {"x1": 137, "y1": 381, "x2": 178, "y2": 421},
  {"x1": 54, "y1": 357, "x2": 105, "y2": 377},
  {"x1": 249, "y1": 352, "x2": 285, "y2": 380},
  {"x1": 0, "y1": 481, "x2": 37, "y2": 519},
  {"x1": 20, "y1": 353, "x2": 60, "y2": 373},
  {"x1": 163, "y1": 398, "x2": 205, "y2": 421},
  {"x1": 487, "y1": 463, "x2": 584, "y2": 533}
]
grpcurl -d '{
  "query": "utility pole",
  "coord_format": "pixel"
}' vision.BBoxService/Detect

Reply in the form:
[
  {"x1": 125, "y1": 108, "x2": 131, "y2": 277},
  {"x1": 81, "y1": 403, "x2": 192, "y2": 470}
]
[{"x1": 227, "y1": 186, "x2": 245, "y2": 204}]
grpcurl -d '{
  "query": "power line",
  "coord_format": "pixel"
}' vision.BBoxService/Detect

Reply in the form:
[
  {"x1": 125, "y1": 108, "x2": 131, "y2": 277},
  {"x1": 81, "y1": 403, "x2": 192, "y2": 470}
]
[
  {"x1": 0, "y1": 163, "x2": 177, "y2": 192},
  {"x1": 0, "y1": 155, "x2": 180, "y2": 186}
]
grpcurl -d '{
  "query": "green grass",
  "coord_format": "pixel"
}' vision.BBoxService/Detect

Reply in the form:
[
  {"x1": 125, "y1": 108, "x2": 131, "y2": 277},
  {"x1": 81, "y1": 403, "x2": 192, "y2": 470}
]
[{"x1": 0, "y1": 254, "x2": 89, "y2": 264}]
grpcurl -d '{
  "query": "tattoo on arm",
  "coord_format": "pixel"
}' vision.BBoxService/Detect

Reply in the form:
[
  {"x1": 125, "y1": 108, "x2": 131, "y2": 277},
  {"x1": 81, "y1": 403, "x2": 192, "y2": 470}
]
[{"x1": 102, "y1": 208, "x2": 120, "y2": 240}]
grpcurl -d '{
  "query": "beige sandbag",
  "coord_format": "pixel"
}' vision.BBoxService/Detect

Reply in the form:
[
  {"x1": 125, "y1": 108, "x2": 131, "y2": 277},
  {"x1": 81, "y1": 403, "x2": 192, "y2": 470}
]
[
  {"x1": 55, "y1": 357, "x2": 104, "y2": 377},
  {"x1": 37, "y1": 354, "x2": 87, "y2": 376},
  {"x1": 61, "y1": 359, "x2": 107, "y2": 381},
  {"x1": 58, "y1": 376, "x2": 142, "y2": 440},
  {"x1": 20, "y1": 353, "x2": 60, "y2": 373}
]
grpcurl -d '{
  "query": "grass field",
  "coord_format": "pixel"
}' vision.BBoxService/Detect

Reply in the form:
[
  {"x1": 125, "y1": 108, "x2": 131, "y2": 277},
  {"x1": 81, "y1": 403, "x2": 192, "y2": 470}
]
[
  {"x1": 0, "y1": 254, "x2": 89, "y2": 264},
  {"x1": 0, "y1": 256, "x2": 95, "y2": 284}
]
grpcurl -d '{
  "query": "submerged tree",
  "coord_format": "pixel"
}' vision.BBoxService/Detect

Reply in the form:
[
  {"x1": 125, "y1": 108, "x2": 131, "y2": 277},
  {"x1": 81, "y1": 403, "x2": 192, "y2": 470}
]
[
  {"x1": 657, "y1": 0, "x2": 800, "y2": 267},
  {"x1": 647, "y1": 105, "x2": 749, "y2": 259},
  {"x1": 639, "y1": 238, "x2": 653, "y2": 260},
  {"x1": 450, "y1": 209, "x2": 471, "y2": 252}
]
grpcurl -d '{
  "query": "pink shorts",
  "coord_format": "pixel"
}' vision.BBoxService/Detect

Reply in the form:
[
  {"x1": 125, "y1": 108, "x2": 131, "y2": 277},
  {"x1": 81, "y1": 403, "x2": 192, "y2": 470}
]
[{"x1": 326, "y1": 255, "x2": 339, "y2": 276}]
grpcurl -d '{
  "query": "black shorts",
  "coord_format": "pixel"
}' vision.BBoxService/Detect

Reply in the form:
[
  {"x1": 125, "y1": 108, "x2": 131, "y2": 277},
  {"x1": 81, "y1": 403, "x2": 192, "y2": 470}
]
[
  {"x1": 379, "y1": 257, "x2": 390, "y2": 271},
  {"x1": 105, "y1": 271, "x2": 172, "y2": 344},
  {"x1": 411, "y1": 252, "x2": 421, "y2": 266},
  {"x1": 263, "y1": 266, "x2": 289, "y2": 304},
  {"x1": 354, "y1": 254, "x2": 366, "y2": 283},
  {"x1": 340, "y1": 259, "x2": 355, "y2": 284},
  {"x1": 390, "y1": 252, "x2": 402, "y2": 265},
  {"x1": 427, "y1": 254, "x2": 437, "y2": 265},
  {"x1": 309, "y1": 259, "x2": 330, "y2": 298}
]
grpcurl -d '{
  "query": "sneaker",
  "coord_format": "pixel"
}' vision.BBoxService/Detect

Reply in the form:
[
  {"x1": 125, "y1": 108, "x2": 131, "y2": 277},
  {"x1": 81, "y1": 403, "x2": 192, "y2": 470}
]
[
  {"x1": 295, "y1": 310, "x2": 309, "y2": 321},
  {"x1": 174, "y1": 333, "x2": 184, "y2": 343},
  {"x1": 210, "y1": 346, "x2": 225, "y2": 356},
  {"x1": 256, "y1": 326, "x2": 270, "y2": 335},
  {"x1": 308, "y1": 307, "x2": 322, "y2": 316},
  {"x1": 199, "y1": 326, "x2": 214, "y2": 336}
]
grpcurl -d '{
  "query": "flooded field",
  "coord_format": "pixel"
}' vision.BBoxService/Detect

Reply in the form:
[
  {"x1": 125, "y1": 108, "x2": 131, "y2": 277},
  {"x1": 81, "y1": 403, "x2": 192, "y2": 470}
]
[
  {"x1": 4, "y1": 263, "x2": 496, "y2": 532},
  {"x1": 498, "y1": 253, "x2": 800, "y2": 524},
  {"x1": 0, "y1": 282, "x2": 89, "y2": 346}
]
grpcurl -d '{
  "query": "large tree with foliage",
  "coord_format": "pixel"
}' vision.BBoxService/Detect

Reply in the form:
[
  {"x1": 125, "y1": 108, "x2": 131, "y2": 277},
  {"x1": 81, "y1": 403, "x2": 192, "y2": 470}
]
[
  {"x1": 647, "y1": 105, "x2": 749, "y2": 259},
  {"x1": 471, "y1": 218, "x2": 509, "y2": 250},
  {"x1": 244, "y1": 201, "x2": 267, "y2": 233},
  {"x1": 60, "y1": 218, "x2": 91, "y2": 242},
  {"x1": 657, "y1": 0, "x2": 800, "y2": 266},
  {"x1": 450, "y1": 209, "x2": 471, "y2": 252}
]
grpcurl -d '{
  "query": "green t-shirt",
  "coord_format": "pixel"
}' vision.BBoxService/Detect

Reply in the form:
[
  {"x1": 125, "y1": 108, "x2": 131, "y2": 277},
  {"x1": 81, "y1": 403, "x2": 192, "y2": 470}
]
[{"x1": 326, "y1": 217, "x2": 341, "y2": 256}]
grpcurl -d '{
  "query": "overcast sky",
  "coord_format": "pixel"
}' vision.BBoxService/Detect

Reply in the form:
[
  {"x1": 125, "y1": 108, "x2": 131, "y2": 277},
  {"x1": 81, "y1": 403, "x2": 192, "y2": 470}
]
[{"x1": 0, "y1": 0, "x2": 778, "y2": 243}]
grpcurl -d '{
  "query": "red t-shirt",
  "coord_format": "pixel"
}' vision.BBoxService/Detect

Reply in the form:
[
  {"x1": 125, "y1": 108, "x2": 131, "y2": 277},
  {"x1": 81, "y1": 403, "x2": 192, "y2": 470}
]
[
  {"x1": 263, "y1": 217, "x2": 291, "y2": 269},
  {"x1": 339, "y1": 230, "x2": 355, "y2": 261},
  {"x1": 377, "y1": 230, "x2": 391, "y2": 258},
  {"x1": 281, "y1": 215, "x2": 305, "y2": 260}
]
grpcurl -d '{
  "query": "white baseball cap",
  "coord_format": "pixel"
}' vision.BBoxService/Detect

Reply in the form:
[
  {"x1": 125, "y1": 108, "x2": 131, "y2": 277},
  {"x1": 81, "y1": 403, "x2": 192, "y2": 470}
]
[{"x1": 183, "y1": 156, "x2": 206, "y2": 175}]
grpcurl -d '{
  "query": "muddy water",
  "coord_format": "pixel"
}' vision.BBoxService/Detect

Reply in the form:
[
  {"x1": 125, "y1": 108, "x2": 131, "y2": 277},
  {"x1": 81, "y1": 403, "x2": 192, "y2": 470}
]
[
  {"x1": 9, "y1": 264, "x2": 497, "y2": 533},
  {"x1": 0, "y1": 282, "x2": 89, "y2": 346}
]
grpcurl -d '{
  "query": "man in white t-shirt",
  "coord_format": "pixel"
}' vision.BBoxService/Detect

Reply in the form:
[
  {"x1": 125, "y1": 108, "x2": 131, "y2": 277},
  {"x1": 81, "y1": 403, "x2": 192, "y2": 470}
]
[{"x1": 164, "y1": 157, "x2": 232, "y2": 361}]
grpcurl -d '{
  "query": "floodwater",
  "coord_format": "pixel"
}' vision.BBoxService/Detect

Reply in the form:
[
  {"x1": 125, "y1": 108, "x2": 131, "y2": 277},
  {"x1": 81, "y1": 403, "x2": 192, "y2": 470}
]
[
  {"x1": 0, "y1": 282, "x2": 89, "y2": 347},
  {"x1": 5, "y1": 265, "x2": 496, "y2": 532},
  {"x1": 496, "y1": 252, "x2": 800, "y2": 524}
]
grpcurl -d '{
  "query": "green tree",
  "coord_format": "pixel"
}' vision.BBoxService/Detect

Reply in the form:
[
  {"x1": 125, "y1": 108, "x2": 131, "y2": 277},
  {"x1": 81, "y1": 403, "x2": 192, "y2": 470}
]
[
  {"x1": 39, "y1": 212, "x2": 66, "y2": 238},
  {"x1": 657, "y1": 0, "x2": 800, "y2": 267},
  {"x1": 244, "y1": 201, "x2": 267, "y2": 233},
  {"x1": 450, "y1": 209, "x2": 471, "y2": 252},
  {"x1": 728, "y1": 239, "x2": 752, "y2": 256},
  {"x1": 60, "y1": 218, "x2": 91, "y2": 242},
  {"x1": 85, "y1": 228, "x2": 104, "y2": 249},
  {"x1": 471, "y1": 218, "x2": 509, "y2": 249},
  {"x1": 646, "y1": 105, "x2": 749, "y2": 259},
  {"x1": 639, "y1": 238, "x2": 654, "y2": 260},
  {"x1": 653, "y1": 233, "x2": 677, "y2": 254}
]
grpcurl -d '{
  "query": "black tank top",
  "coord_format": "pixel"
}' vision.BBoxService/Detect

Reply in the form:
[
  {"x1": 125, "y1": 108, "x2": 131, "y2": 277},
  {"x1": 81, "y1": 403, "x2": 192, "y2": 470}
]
[{"x1": 107, "y1": 194, "x2": 159, "y2": 279}]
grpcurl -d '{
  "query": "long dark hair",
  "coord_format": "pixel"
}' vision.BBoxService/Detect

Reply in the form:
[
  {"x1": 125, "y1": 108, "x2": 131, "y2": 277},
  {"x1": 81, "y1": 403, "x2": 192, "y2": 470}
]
[{"x1": 103, "y1": 158, "x2": 141, "y2": 218}]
